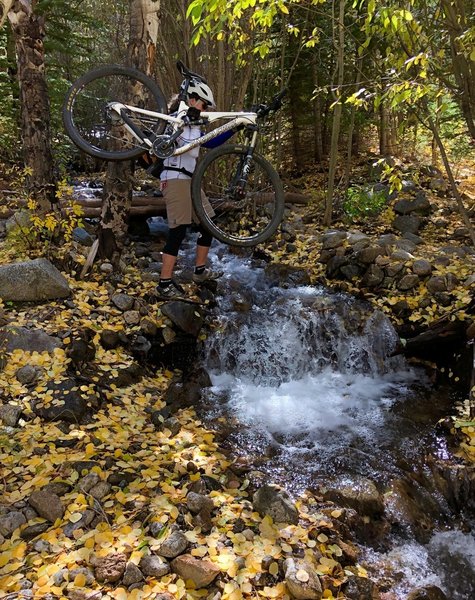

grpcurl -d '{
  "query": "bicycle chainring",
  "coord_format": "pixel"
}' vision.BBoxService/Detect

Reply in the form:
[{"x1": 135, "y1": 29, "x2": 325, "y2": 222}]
[{"x1": 152, "y1": 135, "x2": 176, "y2": 159}]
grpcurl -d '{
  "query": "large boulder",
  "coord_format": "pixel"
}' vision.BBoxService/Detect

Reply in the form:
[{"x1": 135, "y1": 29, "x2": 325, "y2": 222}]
[
  {"x1": 161, "y1": 302, "x2": 203, "y2": 337},
  {"x1": 0, "y1": 258, "x2": 71, "y2": 301},
  {"x1": 322, "y1": 476, "x2": 384, "y2": 516},
  {"x1": 253, "y1": 484, "x2": 299, "y2": 524}
]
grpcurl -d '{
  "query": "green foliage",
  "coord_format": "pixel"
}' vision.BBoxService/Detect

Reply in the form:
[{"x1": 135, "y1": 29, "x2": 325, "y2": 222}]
[{"x1": 343, "y1": 185, "x2": 388, "y2": 219}]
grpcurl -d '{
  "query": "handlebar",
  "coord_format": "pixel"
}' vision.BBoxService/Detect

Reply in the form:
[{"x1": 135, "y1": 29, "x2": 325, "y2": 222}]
[{"x1": 255, "y1": 88, "x2": 287, "y2": 118}]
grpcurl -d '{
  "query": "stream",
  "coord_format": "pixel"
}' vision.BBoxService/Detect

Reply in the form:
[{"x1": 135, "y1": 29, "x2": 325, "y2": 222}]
[{"x1": 173, "y1": 237, "x2": 475, "y2": 600}]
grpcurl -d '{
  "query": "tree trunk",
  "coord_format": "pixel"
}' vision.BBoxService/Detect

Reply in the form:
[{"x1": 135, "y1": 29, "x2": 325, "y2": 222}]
[
  {"x1": 343, "y1": 54, "x2": 363, "y2": 191},
  {"x1": 312, "y1": 59, "x2": 324, "y2": 163},
  {"x1": 7, "y1": 0, "x2": 55, "y2": 211},
  {"x1": 100, "y1": 0, "x2": 160, "y2": 262},
  {"x1": 324, "y1": 0, "x2": 345, "y2": 226},
  {"x1": 440, "y1": 0, "x2": 475, "y2": 141}
]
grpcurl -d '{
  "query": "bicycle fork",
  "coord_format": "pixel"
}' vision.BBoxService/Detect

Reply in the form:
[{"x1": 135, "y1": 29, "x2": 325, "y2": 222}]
[{"x1": 234, "y1": 130, "x2": 258, "y2": 197}]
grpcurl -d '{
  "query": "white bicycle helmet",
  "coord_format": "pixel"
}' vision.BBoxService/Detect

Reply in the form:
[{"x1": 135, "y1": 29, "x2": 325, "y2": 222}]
[{"x1": 183, "y1": 78, "x2": 216, "y2": 108}]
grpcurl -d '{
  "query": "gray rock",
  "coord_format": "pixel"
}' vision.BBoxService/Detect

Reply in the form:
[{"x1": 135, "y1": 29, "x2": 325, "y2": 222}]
[
  {"x1": 69, "y1": 567, "x2": 95, "y2": 585},
  {"x1": 393, "y1": 215, "x2": 422, "y2": 235},
  {"x1": 0, "y1": 404, "x2": 22, "y2": 427},
  {"x1": 16, "y1": 365, "x2": 38, "y2": 384},
  {"x1": 253, "y1": 484, "x2": 299, "y2": 524},
  {"x1": 403, "y1": 232, "x2": 424, "y2": 245},
  {"x1": 100, "y1": 329, "x2": 121, "y2": 349},
  {"x1": 343, "y1": 576, "x2": 379, "y2": 600},
  {"x1": 42, "y1": 482, "x2": 71, "y2": 496},
  {"x1": 161, "y1": 302, "x2": 203, "y2": 337},
  {"x1": 394, "y1": 239, "x2": 416, "y2": 253},
  {"x1": 33, "y1": 540, "x2": 52, "y2": 553},
  {"x1": 323, "y1": 476, "x2": 384, "y2": 516},
  {"x1": 322, "y1": 230, "x2": 347, "y2": 250},
  {"x1": 326, "y1": 256, "x2": 348, "y2": 278},
  {"x1": 89, "y1": 481, "x2": 111, "y2": 500},
  {"x1": 157, "y1": 530, "x2": 189, "y2": 558},
  {"x1": 32, "y1": 377, "x2": 91, "y2": 423},
  {"x1": 284, "y1": 557, "x2": 322, "y2": 600},
  {"x1": 111, "y1": 293, "x2": 135, "y2": 311},
  {"x1": 377, "y1": 233, "x2": 398, "y2": 247},
  {"x1": 20, "y1": 522, "x2": 50, "y2": 540},
  {"x1": 1, "y1": 326, "x2": 61, "y2": 354},
  {"x1": 187, "y1": 492, "x2": 214, "y2": 515},
  {"x1": 412, "y1": 259, "x2": 432, "y2": 277},
  {"x1": 5, "y1": 209, "x2": 31, "y2": 234},
  {"x1": 355, "y1": 246, "x2": 384, "y2": 265},
  {"x1": 386, "y1": 262, "x2": 405, "y2": 277},
  {"x1": 123, "y1": 562, "x2": 144, "y2": 586},
  {"x1": 0, "y1": 510, "x2": 27, "y2": 537},
  {"x1": 171, "y1": 554, "x2": 220, "y2": 588},
  {"x1": 427, "y1": 276, "x2": 447, "y2": 294},
  {"x1": 390, "y1": 249, "x2": 413, "y2": 261},
  {"x1": 139, "y1": 554, "x2": 171, "y2": 578},
  {"x1": 28, "y1": 490, "x2": 64, "y2": 522},
  {"x1": 100, "y1": 262, "x2": 114, "y2": 274},
  {"x1": 0, "y1": 258, "x2": 71, "y2": 301},
  {"x1": 72, "y1": 227, "x2": 94, "y2": 247},
  {"x1": 361, "y1": 265, "x2": 384, "y2": 288},
  {"x1": 398, "y1": 274, "x2": 420, "y2": 291},
  {"x1": 347, "y1": 231, "x2": 370, "y2": 245},
  {"x1": 340, "y1": 264, "x2": 361, "y2": 281},
  {"x1": 63, "y1": 510, "x2": 96, "y2": 538},
  {"x1": 79, "y1": 472, "x2": 101, "y2": 493},
  {"x1": 123, "y1": 310, "x2": 141, "y2": 326}
]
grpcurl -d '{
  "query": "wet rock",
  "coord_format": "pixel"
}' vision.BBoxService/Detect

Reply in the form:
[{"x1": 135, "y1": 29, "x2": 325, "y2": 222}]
[
  {"x1": 264, "y1": 263, "x2": 312, "y2": 287},
  {"x1": 0, "y1": 510, "x2": 27, "y2": 537},
  {"x1": 28, "y1": 490, "x2": 64, "y2": 522},
  {"x1": 283, "y1": 557, "x2": 322, "y2": 599},
  {"x1": 406, "y1": 585, "x2": 448, "y2": 600},
  {"x1": 111, "y1": 293, "x2": 135, "y2": 311},
  {"x1": 171, "y1": 554, "x2": 220, "y2": 588},
  {"x1": 139, "y1": 554, "x2": 171, "y2": 578},
  {"x1": 140, "y1": 318, "x2": 158, "y2": 336},
  {"x1": 91, "y1": 553, "x2": 127, "y2": 583},
  {"x1": 100, "y1": 329, "x2": 121, "y2": 349},
  {"x1": 342, "y1": 575, "x2": 379, "y2": 600},
  {"x1": 253, "y1": 484, "x2": 299, "y2": 524},
  {"x1": 72, "y1": 227, "x2": 94, "y2": 247},
  {"x1": 161, "y1": 302, "x2": 203, "y2": 337},
  {"x1": 123, "y1": 562, "x2": 144, "y2": 586},
  {"x1": 16, "y1": 365, "x2": 38, "y2": 384},
  {"x1": 0, "y1": 404, "x2": 22, "y2": 427},
  {"x1": 0, "y1": 258, "x2": 71, "y2": 301},
  {"x1": 322, "y1": 476, "x2": 384, "y2": 516},
  {"x1": 157, "y1": 530, "x2": 189, "y2": 558}
]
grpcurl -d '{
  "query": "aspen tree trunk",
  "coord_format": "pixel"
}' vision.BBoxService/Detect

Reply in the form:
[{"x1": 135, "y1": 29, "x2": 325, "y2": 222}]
[
  {"x1": 343, "y1": 54, "x2": 362, "y2": 191},
  {"x1": 324, "y1": 0, "x2": 345, "y2": 226},
  {"x1": 99, "y1": 0, "x2": 160, "y2": 261},
  {"x1": 312, "y1": 60, "x2": 324, "y2": 163},
  {"x1": 7, "y1": 0, "x2": 55, "y2": 211}
]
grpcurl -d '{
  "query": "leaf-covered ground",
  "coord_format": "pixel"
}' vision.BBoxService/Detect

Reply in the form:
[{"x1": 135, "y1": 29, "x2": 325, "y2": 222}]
[{"x1": 0, "y1": 163, "x2": 474, "y2": 598}]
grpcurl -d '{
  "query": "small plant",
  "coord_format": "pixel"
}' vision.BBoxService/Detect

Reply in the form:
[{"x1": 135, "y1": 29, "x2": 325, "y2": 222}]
[
  {"x1": 343, "y1": 185, "x2": 389, "y2": 219},
  {"x1": 6, "y1": 174, "x2": 84, "y2": 258}
]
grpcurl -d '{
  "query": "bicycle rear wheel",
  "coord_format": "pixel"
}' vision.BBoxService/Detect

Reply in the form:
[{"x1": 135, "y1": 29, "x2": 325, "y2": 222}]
[
  {"x1": 192, "y1": 145, "x2": 285, "y2": 247},
  {"x1": 62, "y1": 65, "x2": 168, "y2": 161}
]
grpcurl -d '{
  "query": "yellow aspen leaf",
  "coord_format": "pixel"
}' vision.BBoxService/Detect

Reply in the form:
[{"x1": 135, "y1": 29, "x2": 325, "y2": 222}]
[
  {"x1": 74, "y1": 573, "x2": 87, "y2": 587},
  {"x1": 330, "y1": 509, "x2": 342, "y2": 518},
  {"x1": 317, "y1": 533, "x2": 329, "y2": 543},
  {"x1": 269, "y1": 561, "x2": 279, "y2": 576},
  {"x1": 69, "y1": 512, "x2": 83, "y2": 523},
  {"x1": 296, "y1": 569, "x2": 310, "y2": 582}
]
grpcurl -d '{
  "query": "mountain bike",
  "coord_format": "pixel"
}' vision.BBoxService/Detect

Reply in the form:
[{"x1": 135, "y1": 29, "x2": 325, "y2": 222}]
[{"x1": 62, "y1": 61, "x2": 286, "y2": 247}]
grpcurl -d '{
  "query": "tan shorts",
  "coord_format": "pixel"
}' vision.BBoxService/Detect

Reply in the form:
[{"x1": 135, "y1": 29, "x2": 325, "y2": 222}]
[{"x1": 161, "y1": 179, "x2": 214, "y2": 228}]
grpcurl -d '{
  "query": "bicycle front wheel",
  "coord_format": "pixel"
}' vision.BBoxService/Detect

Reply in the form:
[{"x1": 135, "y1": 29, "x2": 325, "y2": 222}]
[
  {"x1": 63, "y1": 65, "x2": 168, "y2": 161},
  {"x1": 192, "y1": 145, "x2": 285, "y2": 247}
]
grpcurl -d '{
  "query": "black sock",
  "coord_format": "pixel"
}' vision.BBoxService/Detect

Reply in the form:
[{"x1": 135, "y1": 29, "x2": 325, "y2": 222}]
[
  {"x1": 194, "y1": 265, "x2": 205, "y2": 275},
  {"x1": 158, "y1": 278, "x2": 172, "y2": 288}
]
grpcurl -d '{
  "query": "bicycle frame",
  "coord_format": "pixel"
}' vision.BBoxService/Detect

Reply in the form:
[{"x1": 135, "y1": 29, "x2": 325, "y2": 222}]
[{"x1": 108, "y1": 99, "x2": 259, "y2": 157}]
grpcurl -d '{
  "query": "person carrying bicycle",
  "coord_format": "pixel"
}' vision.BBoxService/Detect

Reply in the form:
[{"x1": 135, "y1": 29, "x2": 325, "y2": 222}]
[{"x1": 143, "y1": 77, "x2": 235, "y2": 300}]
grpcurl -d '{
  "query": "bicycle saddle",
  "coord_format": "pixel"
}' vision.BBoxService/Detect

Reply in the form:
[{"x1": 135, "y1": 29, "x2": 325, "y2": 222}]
[{"x1": 176, "y1": 60, "x2": 208, "y2": 84}]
